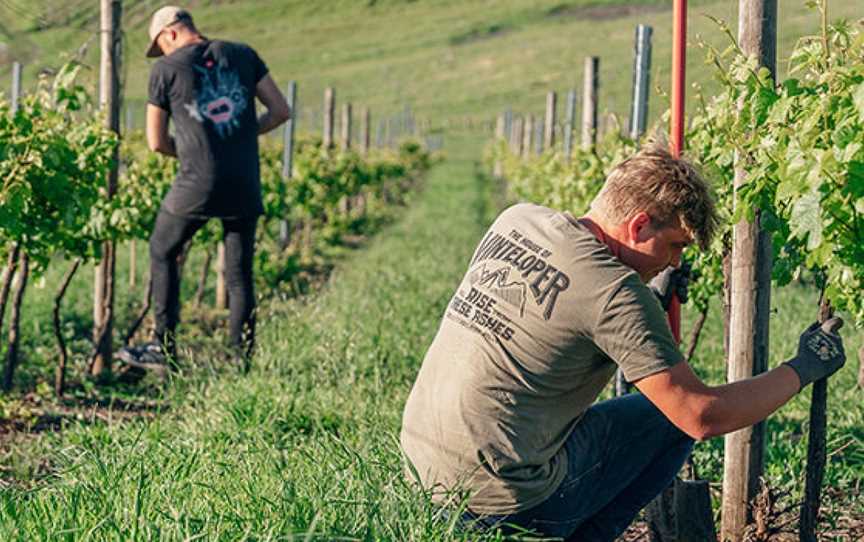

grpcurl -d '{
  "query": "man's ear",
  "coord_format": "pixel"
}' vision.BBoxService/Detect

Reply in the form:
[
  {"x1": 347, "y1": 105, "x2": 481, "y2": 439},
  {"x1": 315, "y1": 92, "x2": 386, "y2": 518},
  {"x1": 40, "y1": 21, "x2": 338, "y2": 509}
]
[{"x1": 626, "y1": 212, "x2": 652, "y2": 243}]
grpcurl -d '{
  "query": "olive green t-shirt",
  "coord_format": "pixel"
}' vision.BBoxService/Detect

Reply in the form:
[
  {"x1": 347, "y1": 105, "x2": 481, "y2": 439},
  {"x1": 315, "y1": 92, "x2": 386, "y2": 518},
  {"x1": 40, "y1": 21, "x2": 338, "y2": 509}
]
[{"x1": 400, "y1": 203, "x2": 683, "y2": 515}]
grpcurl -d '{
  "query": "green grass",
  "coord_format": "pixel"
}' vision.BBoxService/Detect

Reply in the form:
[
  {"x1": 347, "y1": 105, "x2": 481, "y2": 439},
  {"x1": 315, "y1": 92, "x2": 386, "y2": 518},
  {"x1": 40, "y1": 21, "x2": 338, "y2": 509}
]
[{"x1": 3, "y1": 1, "x2": 862, "y2": 130}]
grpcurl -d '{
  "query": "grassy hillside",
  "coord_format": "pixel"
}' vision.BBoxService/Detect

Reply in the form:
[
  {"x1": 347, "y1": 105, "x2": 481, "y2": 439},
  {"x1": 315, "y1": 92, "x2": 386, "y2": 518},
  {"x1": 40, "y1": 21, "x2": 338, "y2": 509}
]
[{"x1": 2, "y1": 1, "x2": 861, "y2": 132}]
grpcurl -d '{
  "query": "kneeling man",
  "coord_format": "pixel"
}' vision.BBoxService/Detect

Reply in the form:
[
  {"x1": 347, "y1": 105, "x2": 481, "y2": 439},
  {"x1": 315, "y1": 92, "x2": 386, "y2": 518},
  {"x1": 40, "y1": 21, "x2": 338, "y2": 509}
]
[{"x1": 400, "y1": 145, "x2": 845, "y2": 541}]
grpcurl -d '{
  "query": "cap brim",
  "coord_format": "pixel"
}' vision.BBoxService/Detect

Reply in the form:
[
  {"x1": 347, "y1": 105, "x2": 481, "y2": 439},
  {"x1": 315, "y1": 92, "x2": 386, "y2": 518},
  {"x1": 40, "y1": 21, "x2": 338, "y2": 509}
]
[{"x1": 146, "y1": 38, "x2": 163, "y2": 58}]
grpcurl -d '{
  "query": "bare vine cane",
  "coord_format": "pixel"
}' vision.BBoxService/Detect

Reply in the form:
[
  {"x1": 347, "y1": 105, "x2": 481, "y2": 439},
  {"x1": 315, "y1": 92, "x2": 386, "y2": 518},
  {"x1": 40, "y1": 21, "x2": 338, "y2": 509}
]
[
  {"x1": 799, "y1": 287, "x2": 839, "y2": 541},
  {"x1": 53, "y1": 258, "x2": 82, "y2": 397}
]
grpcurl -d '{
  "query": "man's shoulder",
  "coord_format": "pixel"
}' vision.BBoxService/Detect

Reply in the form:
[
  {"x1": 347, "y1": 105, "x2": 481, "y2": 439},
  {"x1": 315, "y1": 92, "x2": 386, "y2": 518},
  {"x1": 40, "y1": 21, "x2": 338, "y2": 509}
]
[
  {"x1": 496, "y1": 202, "x2": 554, "y2": 222},
  {"x1": 208, "y1": 39, "x2": 258, "y2": 57}
]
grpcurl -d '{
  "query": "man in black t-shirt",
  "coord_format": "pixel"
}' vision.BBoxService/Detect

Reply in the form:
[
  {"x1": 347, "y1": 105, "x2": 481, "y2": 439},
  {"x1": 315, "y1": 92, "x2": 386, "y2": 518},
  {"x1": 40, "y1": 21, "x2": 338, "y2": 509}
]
[{"x1": 119, "y1": 6, "x2": 290, "y2": 370}]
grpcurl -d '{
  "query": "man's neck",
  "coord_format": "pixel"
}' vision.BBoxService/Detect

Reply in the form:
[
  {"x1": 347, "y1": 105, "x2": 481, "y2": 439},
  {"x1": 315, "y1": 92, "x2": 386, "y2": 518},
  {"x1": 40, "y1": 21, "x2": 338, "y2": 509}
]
[
  {"x1": 577, "y1": 212, "x2": 623, "y2": 260},
  {"x1": 167, "y1": 33, "x2": 205, "y2": 56}
]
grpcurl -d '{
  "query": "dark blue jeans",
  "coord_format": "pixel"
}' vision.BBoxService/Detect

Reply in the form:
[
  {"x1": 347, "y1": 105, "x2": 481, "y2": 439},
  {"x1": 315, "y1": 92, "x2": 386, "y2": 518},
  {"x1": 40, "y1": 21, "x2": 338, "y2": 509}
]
[{"x1": 464, "y1": 393, "x2": 693, "y2": 542}]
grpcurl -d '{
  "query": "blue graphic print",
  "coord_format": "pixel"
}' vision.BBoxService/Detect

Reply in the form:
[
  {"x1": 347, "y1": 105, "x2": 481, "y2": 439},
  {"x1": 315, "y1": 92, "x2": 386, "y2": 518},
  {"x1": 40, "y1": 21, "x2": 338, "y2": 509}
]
[{"x1": 184, "y1": 60, "x2": 248, "y2": 138}]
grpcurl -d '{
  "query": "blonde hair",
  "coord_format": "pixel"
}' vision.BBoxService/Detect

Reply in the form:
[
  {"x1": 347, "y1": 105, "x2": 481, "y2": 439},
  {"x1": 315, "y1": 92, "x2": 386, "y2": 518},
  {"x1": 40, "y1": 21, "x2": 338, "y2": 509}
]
[{"x1": 590, "y1": 144, "x2": 718, "y2": 250}]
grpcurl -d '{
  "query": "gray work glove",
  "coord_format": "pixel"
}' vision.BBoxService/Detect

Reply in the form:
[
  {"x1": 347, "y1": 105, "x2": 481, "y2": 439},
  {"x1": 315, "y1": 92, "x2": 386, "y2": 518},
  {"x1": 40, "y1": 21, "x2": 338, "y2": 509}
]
[
  {"x1": 649, "y1": 262, "x2": 691, "y2": 310},
  {"x1": 783, "y1": 317, "x2": 846, "y2": 390}
]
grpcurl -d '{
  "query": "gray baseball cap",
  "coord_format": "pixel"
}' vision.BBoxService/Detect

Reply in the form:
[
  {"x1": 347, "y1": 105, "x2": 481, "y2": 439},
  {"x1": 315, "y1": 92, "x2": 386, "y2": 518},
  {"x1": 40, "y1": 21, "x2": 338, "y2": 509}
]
[{"x1": 146, "y1": 5, "x2": 194, "y2": 58}]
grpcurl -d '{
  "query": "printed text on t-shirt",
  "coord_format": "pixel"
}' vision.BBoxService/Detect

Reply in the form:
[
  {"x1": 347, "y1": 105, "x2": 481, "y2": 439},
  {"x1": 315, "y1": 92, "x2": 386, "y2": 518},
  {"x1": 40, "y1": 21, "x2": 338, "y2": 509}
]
[{"x1": 469, "y1": 229, "x2": 570, "y2": 320}]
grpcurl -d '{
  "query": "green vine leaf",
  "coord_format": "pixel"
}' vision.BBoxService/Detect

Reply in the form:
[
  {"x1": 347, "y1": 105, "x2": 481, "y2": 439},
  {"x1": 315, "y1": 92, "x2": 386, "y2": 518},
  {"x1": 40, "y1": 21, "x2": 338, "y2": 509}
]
[{"x1": 789, "y1": 190, "x2": 823, "y2": 250}]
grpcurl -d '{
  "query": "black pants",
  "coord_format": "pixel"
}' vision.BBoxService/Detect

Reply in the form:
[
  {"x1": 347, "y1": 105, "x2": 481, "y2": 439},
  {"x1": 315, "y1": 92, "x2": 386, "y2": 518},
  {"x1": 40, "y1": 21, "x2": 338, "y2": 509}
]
[{"x1": 149, "y1": 210, "x2": 258, "y2": 356}]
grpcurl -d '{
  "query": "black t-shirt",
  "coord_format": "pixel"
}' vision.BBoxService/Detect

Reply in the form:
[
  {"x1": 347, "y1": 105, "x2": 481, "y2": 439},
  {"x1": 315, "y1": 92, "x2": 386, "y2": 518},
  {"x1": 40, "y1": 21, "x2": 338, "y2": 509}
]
[{"x1": 148, "y1": 40, "x2": 268, "y2": 218}]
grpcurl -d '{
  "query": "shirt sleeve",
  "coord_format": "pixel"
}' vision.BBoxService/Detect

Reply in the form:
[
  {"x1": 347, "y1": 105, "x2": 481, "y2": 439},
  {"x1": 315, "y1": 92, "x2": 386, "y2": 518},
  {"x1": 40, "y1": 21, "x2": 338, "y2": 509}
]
[
  {"x1": 148, "y1": 63, "x2": 170, "y2": 112},
  {"x1": 248, "y1": 46, "x2": 269, "y2": 84},
  {"x1": 592, "y1": 275, "x2": 684, "y2": 382}
]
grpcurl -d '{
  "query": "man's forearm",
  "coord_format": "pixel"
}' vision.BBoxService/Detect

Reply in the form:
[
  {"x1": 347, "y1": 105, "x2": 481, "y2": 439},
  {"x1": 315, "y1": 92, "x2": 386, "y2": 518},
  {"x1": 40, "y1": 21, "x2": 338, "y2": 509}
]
[
  {"x1": 698, "y1": 364, "x2": 800, "y2": 439},
  {"x1": 257, "y1": 110, "x2": 290, "y2": 135}
]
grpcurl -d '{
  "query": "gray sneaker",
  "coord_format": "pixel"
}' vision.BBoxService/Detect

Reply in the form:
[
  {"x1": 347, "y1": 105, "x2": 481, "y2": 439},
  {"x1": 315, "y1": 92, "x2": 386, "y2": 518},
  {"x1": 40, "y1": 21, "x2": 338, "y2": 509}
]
[{"x1": 115, "y1": 342, "x2": 170, "y2": 373}]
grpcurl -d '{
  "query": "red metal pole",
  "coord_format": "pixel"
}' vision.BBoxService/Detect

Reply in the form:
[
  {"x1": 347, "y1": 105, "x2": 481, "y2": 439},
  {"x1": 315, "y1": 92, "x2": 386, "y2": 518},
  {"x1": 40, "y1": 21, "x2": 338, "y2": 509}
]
[{"x1": 668, "y1": 0, "x2": 687, "y2": 342}]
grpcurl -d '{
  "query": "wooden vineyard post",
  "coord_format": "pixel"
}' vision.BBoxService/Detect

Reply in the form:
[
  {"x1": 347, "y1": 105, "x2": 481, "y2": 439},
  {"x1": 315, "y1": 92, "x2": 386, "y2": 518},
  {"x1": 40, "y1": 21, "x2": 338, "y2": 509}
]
[
  {"x1": 562, "y1": 90, "x2": 576, "y2": 163},
  {"x1": 721, "y1": 2, "x2": 776, "y2": 540},
  {"x1": 522, "y1": 115, "x2": 533, "y2": 158},
  {"x1": 534, "y1": 118, "x2": 544, "y2": 155},
  {"x1": 376, "y1": 118, "x2": 385, "y2": 149},
  {"x1": 544, "y1": 91, "x2": 557, "y2": 151},
  {"x1": 504, "y1": 109, "x2": 513, "y2": 146},
  {"x1": 323, "y1": 87, "x2": 335, "y2": 149},
  {"x1": 279, "y1": 81, "x2": 297, "y2": 249},
  {"x1": 582, "y1": 57, "x2": 599, "y2": 150},
  {"x1": 10, "y1": 62, "x2": 21, "y2": 115},
  {"x1": 629, "y1": 24, "x2": 653, "y2": 140},
  {"x1": 341, "y1": 102, "x2": 352, "y2": 151},
  {"x1": 92, "y1": 0, "x2": 121, "y2": 377},
  {"x1": 493, "y1": 112, "x2": 505, "y2": 179},
  {"x1": 361, "y1": 106, "x2": 370, "y2": 156},
  {"x1": 340, "y1": 102, "x2": 353, "y2": 217},
  {"x1": 510, "y1": 116, "x2": 524, "y2": 156},
  {"x1": 215, "y1": 242, "x2": 228, "y2": 309}
]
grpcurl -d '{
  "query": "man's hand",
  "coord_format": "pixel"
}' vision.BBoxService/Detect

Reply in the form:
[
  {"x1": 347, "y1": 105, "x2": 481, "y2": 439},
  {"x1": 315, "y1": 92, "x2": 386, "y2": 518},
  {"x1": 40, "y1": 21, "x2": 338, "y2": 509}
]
[
  {"x1": 784, "y1": 317, "x2": 846, "y2": 390},
  {"x1": 649, "y1": 261, "x2": 691, "y2": 311}
]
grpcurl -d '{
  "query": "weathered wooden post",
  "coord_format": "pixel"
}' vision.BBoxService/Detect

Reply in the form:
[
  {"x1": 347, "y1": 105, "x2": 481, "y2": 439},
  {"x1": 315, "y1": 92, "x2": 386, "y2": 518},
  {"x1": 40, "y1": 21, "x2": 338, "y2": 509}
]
[
  {"x1": 721, "y1": 2, "x2": 776, "y2": 541},
  {"x1": 544, "y1": 91, "x2": 557, "y2": 151},
  {"x1": 582, "y1": 57, "x2": 599, "y2": 150},
  {"x1": 629, "y1": 24, "x2": 653, "y2": 140},
  {"x1": 341, "y1": 102, "x2": 352, "y2": 151},
  {"x1": 387, "y1": 115, "x2": 396, "y2": 148},
  {"x1": 361, "y1": 107, "x2": 370, "y2": 156},
  {"x1": 563, "y1": 90, "x2": 576, "y2": 163},
  {"x1": 522, "y1": 115, "x2": 533, "y2": 158},
  {"x1": 323, "y1": 87, "x2": 335, "y2": 149},
  {"x1": 10, "y1": 62, "x2": 21, "y2": 113},
  {"x1": 534, "y1": 118, "x2": 544, "y2": 155},
  {"x1": 504, "y1": 109, "x2": 513, "y2": 144},
  {"x1": 92, "y1": 0, "x2": 121, "y2": 377},
  {"x1": 493, "y1": 112, "x2": 505, "y2": 178},
  {"x1": 376, "y1": 118, "x2": 385, "y2": 148},
  {"x1": 511, "y1": 116, "x2": 524, "y2": 156},
  {"x1": 279, "y1": 81, "x2": 297, "y2": 249}
]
